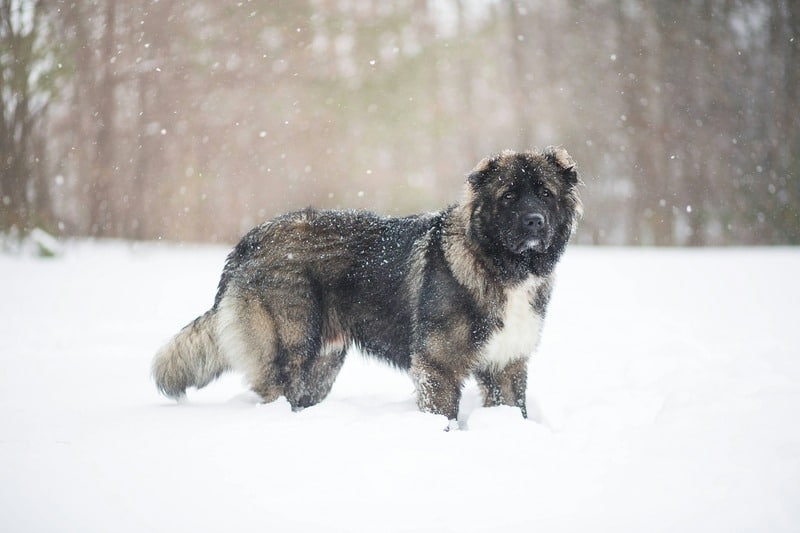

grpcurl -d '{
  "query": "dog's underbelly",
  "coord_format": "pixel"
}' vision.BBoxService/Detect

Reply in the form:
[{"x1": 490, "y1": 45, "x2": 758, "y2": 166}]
[{"x1": 478, "y1": 277, "x2": 543, "y2": 370}]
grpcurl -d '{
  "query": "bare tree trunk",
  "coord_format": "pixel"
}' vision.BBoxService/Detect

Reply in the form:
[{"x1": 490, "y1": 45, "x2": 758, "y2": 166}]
[
  {"x1": 769, "y1": 0, "x2": 800, "y2": 243},
  {"x1": 32, "y1": 118, "x2": 53, "y2": 229},
  {"x1": 615, "y1": 2, "x2": 670, "y2": 245},
  {"x1": 0, "y1": 0, "x2": 52, "y2": 233},
  {"x1": 89, "y1": 0, "x2": 117, "y2": 237},
  {"x1": 62, "y1": 2, "x2": 93, "y2": 235},
  {"x1": 786, "y1": 0, "x2": 800, "y2": 243},
  {"x1": 683, "y1": 0, "x2": 714, "y2": 247},
  {"x1": 131, "y1": 71, "x2": 152, "y2": 241},
  {"x1": 456, "y1": 0, "x2": 478, "y2": 162},
  {"x1": 507, "y1": 0, "x2": 532, "y2": 149}
]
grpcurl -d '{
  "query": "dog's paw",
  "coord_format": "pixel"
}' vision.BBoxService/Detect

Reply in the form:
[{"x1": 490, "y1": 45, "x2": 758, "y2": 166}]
[{"x1": 444, "y1": 418, "x2": 462, "y2": 432}]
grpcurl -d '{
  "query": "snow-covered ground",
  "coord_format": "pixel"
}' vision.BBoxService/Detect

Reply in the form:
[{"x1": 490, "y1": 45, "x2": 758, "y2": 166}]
[{"x1": 1, "y1": 241, "x2": 799, "y2": 532}]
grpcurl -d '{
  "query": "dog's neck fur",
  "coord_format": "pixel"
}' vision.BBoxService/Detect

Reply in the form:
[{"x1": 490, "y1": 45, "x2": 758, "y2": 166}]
[{"x1": 441, "y1": 203, "x2": 543, "y2": 303}]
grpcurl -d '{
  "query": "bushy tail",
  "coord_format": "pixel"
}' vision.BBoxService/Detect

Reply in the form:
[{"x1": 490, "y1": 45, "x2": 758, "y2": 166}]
[{"x1": 152, "y1": 310, "x2": 230, "y2": 399}]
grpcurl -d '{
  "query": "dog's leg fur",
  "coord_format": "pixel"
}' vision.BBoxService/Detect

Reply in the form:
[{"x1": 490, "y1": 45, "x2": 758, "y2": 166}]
[
  {"x1": 297, "y1": 346, "x2": 347, "y2": 408},
  {"x1": 473, "y1": 358, "x2": 529, "y2": 418},
  {"x1": 410, "y1": 358, "x2": 468, "y2": 421}
]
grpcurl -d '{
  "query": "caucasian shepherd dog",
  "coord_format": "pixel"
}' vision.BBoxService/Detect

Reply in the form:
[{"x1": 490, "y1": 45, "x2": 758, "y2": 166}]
[{"x1": 153, "y1": 147, "x2": 582, "y2": 425}]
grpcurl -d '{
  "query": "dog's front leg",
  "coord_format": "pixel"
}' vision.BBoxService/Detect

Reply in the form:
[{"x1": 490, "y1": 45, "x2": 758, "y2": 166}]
[
  {"x1": 410, "y1": 356, "x2": 464, "y2": 424},
  {"x1": 473, "y1": 357, "x2": 529, "y2": 418}
]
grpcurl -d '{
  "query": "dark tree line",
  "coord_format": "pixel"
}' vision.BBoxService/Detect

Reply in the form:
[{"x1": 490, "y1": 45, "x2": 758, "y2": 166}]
[{"x1": 2, "y1": 0, "x2": 798, "y2": 245}]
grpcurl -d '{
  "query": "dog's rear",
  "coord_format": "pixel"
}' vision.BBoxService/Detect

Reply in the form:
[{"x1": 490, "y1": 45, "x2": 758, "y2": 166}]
[{"x1": 151, "y1": 310, "x2": 230, "y2": 399}]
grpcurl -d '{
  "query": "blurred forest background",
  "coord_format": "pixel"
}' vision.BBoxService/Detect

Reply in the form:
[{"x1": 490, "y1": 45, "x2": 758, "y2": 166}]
[{"x1": 1, "y1": 0, "x2": 798, "y2": 246}]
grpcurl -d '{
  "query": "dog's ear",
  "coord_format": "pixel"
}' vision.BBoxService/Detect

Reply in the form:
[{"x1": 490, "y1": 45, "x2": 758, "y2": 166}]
[
  {"x1": 467, "y1": 156, "x2": 494, "y2": 188},
  {"x1": 545, "y1": 146, "x2": 580, "y2": 186},
  {"x1": 467, "y1": 151, "x2": 508, "y2": 188}
]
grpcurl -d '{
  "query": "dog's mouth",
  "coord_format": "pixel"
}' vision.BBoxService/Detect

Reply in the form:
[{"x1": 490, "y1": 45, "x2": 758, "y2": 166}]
[{"x1": 509, "y1": 236, "x2": 548, "y2": 254}]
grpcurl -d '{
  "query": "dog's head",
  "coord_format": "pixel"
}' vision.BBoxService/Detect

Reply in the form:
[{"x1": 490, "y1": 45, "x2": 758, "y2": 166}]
[{"x1": 466, "y1": 147, "x2": 583, "y2": 256}]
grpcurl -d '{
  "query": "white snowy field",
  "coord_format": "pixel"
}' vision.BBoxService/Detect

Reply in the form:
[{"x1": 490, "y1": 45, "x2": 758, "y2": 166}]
[{"x1": 1, "y1": 241, "x2": 799, "y2": 533}]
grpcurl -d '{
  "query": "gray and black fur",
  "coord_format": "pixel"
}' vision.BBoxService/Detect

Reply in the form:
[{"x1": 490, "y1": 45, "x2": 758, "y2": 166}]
[{"x1": 152, "y1": 148, "x2": 583, "y2": 423}]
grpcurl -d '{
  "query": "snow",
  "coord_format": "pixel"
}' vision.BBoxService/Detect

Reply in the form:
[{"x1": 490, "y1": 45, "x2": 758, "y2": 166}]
[{"x1": 1, "y1": 242, "x2": 799, "y2": 532}]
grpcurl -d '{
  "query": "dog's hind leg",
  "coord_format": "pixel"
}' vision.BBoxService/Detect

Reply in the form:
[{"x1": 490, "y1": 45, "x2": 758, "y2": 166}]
[
  {"x1": 473, "y1": 358, "x2": 529, "y2": 418},
  {"x1": 216, "y1": 294, "x2": 284, "y2": 403},
  {"x1": 297, "y1": 344, "x2": 347, "y2": 409},
  {"x1": 221, "y1": 281, "x2": 346, "y2": 411},
  {"x1": 268, "y1": 286, "x2": 344, "y2": 411}
]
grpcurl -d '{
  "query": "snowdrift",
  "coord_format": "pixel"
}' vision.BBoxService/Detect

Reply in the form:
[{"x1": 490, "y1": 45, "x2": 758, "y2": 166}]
[{"x1": 1, "y1": 242, "x2": 798, "y2": 532}]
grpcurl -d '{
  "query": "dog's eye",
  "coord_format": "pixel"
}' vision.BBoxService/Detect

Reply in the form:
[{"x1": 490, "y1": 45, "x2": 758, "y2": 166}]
[
  {"x1": 502, "y1": 192, "x2": 516, "y2": 201},
  {"x1": 535, "y1": 183, "x2": 550, "y2": 198}
]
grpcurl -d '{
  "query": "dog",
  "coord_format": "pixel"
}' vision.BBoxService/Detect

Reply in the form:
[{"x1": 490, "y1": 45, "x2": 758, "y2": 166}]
[{"x1": 152, "y1": 148, "x2": 582, "y2": 425}]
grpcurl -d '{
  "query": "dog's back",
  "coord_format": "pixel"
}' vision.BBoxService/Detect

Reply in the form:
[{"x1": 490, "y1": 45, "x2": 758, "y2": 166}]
[{"x1": 153, "y1": 208, "x2": 438, "y2": 406}]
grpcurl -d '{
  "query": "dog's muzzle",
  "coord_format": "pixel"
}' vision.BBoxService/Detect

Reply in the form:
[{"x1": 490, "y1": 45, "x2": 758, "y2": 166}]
[{"x1": 511, "y1": 212, "x2": 550, "y2": 253}]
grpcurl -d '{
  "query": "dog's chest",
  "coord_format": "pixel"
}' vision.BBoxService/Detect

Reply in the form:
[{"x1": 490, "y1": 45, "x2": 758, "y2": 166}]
[{"x1": 478, "y1": 278, "x2": 543, "y2": 370}]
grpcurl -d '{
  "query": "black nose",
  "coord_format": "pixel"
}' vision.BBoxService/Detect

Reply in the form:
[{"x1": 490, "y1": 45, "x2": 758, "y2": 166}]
[{"x1": 523, "y1": 213, "x2": 545, "y2": 230}]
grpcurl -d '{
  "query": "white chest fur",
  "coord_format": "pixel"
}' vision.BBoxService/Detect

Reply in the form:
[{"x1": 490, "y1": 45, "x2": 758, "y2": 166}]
[{"x1": 479, "y1": 277, "x2": 543, "y2": 371}]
